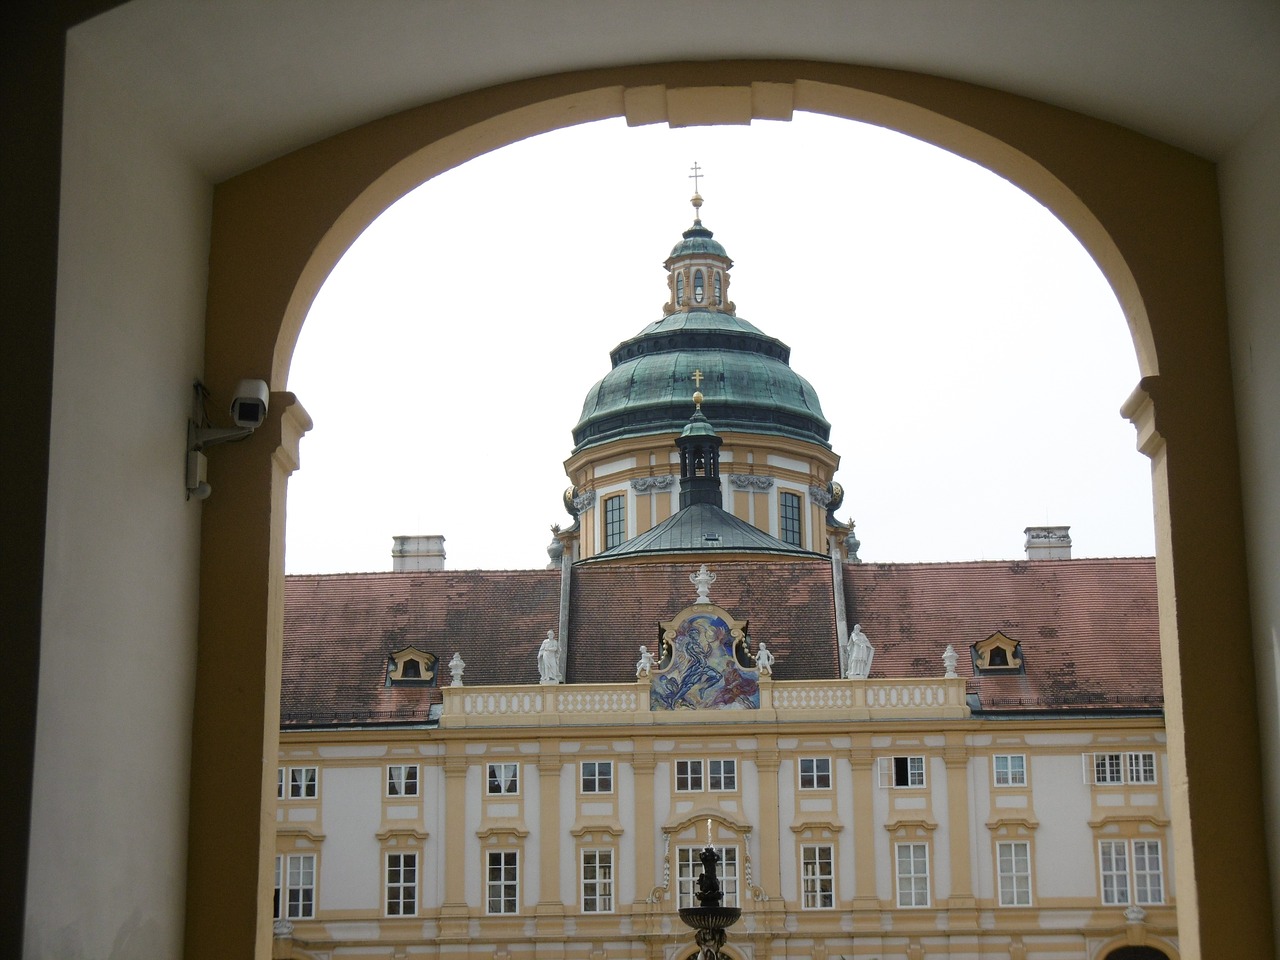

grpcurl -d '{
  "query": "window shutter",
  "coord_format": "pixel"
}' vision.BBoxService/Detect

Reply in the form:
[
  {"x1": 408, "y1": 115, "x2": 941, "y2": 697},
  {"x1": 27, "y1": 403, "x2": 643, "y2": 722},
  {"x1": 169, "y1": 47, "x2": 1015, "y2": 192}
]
[{"x1": 877, "y1": 757, "x2": 891, "y2": 788}]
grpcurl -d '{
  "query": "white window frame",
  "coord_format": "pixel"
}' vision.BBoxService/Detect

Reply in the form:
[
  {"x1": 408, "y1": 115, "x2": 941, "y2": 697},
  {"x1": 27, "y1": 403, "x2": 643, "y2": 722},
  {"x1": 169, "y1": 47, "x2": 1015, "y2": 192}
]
[
  {"x1": 677, "y1": 845, "x2": 739, "y2": 908},
  {"x1": 993, "y1": 754, "x2": 1027, "y2": 787},
  {"x1": 675, "y1": 758, "x2": 704, "y2": 792},
  {"x1": 708, "y1": 758, "x2": 737, "y2": 791},
  {"x1": 996, "y1": 840, "x2": 1032, "y2": 906},
  {"x1": 895, "y1": 842, "x2": 930, "y2": 907},
  {"x1": 1099, "y1": 839, "x2": 1131, "y2": 905},
  {"x1": 387, "y1": 764, "x2": 419, "y2": 797},
  {"x1": 1099, "y1": 838, "x2": 1165, "y2": 906},
  {"x1": 801, "y1": 844, "x2": 835, "y2": 909},
  {"x1": 1085, "y1": 752, "x2": 1158, "y2": 785},
  {"x1": 287, "y1": 766, "x2": 318, "y2": 799},
  {"x1": 386, "y1": 851, "x2": 418, "y2": 916},
  {"x1": 486, "y1": 850, "x2": 519, "y2": 914},
  {"x1": 279, "y1": 852, "x2": 316, "y2": 919},
  {"x1": 877, "y1": 755, "x2": 926, "y2": 788},
  {"x1": 1132, "y1": 839, "x2": 1164, "y2": 904},
  {"x1": 581, "y1": 848, "x2": 615, "y2": 913},
  {"x1": 798, "y1": 756, "x2": 832, "y2": 790},
  {"x1": 487, "y1": 761, "x2": 519, "y2": 795},
  {"x1": 277, "y1": 766, "x2": 284, "y2": 799},
  {"x1": 1128, "y1": 751, "x2": 1158, "y2": 784},
  {"x1": 581, "y1": 760, "x2": 613, "y2": 794}
]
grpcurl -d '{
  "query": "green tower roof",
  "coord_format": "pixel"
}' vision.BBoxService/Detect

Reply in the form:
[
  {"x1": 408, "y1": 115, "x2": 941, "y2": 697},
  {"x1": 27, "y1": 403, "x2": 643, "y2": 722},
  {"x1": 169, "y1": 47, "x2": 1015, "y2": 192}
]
[{"x1": 571, "y1": 210, "x2": 830, "y2": 453}]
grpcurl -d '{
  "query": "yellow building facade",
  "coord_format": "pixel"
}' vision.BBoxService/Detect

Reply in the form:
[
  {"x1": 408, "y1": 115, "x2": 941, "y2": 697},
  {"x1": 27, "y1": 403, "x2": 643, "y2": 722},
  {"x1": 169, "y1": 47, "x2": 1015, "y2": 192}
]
[{"x1": 274, "y1": 207, "x2": 1172, "y2": 959}]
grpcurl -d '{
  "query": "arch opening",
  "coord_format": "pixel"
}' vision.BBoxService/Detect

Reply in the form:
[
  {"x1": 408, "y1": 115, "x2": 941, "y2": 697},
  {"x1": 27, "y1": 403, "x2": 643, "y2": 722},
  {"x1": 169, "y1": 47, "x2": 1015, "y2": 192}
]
[{"x1": 191, "y1": 61, "x2": 1266, "y2": 959}]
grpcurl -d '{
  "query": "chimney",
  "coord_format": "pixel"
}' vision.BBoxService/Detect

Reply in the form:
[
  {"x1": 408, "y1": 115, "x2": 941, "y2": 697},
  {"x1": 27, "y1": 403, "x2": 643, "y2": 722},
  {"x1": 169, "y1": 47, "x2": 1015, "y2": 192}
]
[
  {"x1": 392, "y1": 535, "x2": 446, "y2": 572},
  {"x1": 1024, "y1": 525, "x2": 1071, "y2": 560}
]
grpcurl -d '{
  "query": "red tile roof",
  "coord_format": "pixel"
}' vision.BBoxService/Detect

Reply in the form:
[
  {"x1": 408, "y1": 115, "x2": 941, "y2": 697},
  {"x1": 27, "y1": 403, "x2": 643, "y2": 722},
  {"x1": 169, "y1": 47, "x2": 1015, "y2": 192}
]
[
  {"x1": 280, "y1": 556, "x2": 1160, "y2": 726},
  {"x1": 845, "y1": 558, "x2": 1160, "y2": 712}
]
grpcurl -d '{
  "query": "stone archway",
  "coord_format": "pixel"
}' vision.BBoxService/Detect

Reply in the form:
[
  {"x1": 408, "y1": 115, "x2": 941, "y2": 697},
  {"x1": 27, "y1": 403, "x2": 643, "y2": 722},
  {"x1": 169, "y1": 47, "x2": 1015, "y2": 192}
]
[{"x1": 189, "y1": 61, "x2": 1265, "y2": 959}]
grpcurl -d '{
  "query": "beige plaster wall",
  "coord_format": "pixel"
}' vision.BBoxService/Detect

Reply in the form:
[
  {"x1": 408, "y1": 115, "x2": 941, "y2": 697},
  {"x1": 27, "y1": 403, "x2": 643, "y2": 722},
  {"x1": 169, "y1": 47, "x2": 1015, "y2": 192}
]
[
  {"x1": 24, "y1": 41, "x2": 210, "y2": 960},
  {"x1": 1221, "y1": 97, "x2": 1280, "y2": 957}
]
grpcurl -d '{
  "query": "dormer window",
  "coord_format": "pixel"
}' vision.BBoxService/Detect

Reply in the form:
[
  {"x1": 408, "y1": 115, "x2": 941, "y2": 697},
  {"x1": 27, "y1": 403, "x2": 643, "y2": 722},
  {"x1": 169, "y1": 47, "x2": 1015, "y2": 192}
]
[
  {"x1": 973, "y1": 632, "x2": 1023, "y2": 672},
  {"x1": 714, "y1": 272, "x2": 722, "y2": 305},
  {"x1": 676, "y1": 272, "x2": 684, "y2": 305},
  {"x1": 693, "y1": 269, "x2": 705, "y2": 303},
  {"x1": 387, "y1": 647, "x2": 438, "y2": 684}
]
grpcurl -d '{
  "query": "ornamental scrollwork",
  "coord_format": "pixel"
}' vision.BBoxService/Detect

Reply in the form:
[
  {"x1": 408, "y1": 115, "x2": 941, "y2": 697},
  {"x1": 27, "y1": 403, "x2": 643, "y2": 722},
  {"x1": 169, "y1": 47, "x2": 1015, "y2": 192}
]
[
  {"x1": 571, "y1": 489, "x2": 597, "y2": 512},
  {"x1": 631, "y1": 475, "x2": 675, "y2": 492},
  {"x1": 728, "y1": 474, "x2": 773, "y2": 491},
  {"x1": 809, "y1": 484, "x2": 832, "y2": 507}
]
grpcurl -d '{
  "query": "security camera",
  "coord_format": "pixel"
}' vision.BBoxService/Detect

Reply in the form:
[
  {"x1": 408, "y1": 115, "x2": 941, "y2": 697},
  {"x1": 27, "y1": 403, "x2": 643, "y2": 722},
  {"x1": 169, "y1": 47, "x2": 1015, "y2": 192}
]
[{"x1": 230, "y1": 378, "x2": 269, "y2": 428}]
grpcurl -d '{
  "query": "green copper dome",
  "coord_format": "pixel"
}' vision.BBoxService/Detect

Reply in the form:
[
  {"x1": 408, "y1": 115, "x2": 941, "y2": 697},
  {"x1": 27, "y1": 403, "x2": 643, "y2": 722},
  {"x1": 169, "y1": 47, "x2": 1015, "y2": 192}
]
[
  {"x1": 572, "y1": 213, "x2": 830, "y2": 453},
  {"x1": 668, "y1": 219, "x2": 729, "y2": 260}
]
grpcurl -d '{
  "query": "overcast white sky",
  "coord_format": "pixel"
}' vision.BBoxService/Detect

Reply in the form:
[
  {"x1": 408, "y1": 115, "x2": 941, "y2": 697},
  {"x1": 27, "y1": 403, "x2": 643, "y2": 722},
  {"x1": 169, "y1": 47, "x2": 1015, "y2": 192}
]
[{"x1": 284, "y1": 112, "x2": 1155, "y2": 574}]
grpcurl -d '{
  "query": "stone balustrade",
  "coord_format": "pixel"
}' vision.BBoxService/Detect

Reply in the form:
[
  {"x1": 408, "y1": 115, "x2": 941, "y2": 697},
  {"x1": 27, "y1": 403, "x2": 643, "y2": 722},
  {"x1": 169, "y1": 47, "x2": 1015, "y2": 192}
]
[{"x1": 439, "y1": 677, "x2": 968, "y2": 728}]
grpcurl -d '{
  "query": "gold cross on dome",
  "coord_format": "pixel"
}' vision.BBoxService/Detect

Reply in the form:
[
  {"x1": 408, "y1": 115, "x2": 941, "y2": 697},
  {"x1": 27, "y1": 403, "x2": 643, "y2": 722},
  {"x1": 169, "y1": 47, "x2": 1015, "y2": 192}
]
[
  {"x1": 689, "y1": 162, "x2": 702, "y2": 193},
  {"x1": 691, "y1": 369, "x2": 704, "y2": 388}
]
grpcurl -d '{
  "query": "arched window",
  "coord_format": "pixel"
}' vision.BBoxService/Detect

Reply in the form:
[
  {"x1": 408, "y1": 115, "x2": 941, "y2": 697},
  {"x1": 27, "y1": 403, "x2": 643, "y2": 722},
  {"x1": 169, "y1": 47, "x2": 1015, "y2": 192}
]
[
  {"x1": 693, "y1": 269, "x2": 705, "y2": 303},
  {"x1": 714, "y1": 271, "x2": 722, "y2": 304},
  {"x1": 675, "y1": 272, "x2": 684, "y2": 304}
]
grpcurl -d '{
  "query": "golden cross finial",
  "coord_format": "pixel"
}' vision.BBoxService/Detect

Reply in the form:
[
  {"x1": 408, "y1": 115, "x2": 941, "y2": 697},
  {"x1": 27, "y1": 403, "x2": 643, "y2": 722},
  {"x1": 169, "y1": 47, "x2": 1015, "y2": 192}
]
[
  {"x1": 691, "y1": 369, "x2": 704, "y2": 389},
  {"x1": 689, "y1": 162, "x2": 703, "y2": 193}
]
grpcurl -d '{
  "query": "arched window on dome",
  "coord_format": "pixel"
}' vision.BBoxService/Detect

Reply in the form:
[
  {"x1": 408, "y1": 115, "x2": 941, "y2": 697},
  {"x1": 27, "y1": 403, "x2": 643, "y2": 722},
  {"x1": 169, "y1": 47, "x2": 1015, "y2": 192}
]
[
  {"x1": 693, "y1": 269, "x2": 705, "y2": 304},
  {"x1": 675, "y1": 272, "x2": 684, "y2": 305},
  {"x1": 714, "y1": 272, "x2": 722, "y2": 305}
]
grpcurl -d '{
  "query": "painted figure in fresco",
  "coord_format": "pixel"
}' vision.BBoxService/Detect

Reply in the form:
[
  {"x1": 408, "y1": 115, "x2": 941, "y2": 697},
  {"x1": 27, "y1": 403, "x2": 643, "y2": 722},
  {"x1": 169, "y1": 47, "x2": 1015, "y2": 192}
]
[
  {"x1": 650, "y1": 611, "x2": 761, "y2": 711},
  {"x1": 537, "y1": 630, "x2": 561, "y2": 684}
]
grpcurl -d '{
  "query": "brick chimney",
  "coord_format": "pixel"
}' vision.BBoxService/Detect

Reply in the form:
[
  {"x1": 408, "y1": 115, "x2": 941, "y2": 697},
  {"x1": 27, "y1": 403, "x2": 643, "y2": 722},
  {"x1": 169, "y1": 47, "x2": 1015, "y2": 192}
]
[
  {"x1": 391, "y1": 535, "x2": 446, "y2": 572},
  {"x1": 1024, "y1": 525, "x2": 1071, "y2": 560}
]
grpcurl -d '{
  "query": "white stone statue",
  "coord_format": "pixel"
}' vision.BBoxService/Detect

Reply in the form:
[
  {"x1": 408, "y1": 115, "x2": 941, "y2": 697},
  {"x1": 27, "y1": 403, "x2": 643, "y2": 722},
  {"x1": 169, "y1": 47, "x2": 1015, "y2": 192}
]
[
  {"x1": 636, "y1": 644, "x2": 655, "y2": 677},
  {"x1": 845, "y1": 623, "x2": 874, "y2": 679},
  {"x1": 754, "y1": 640, "x2": 775, "y2": 676},
  {"x1": 691, "y1": 563, "x2": 716, "y2": 604},
  {"x1": 943, "y1": 643, "x2": 959, "y2": 678},
  {"x1": 538, "y1": 629, "x2": 562, "y2": 684},
  {"x1": 448, "y1": 651, "x2": 465, "y2": 687}
]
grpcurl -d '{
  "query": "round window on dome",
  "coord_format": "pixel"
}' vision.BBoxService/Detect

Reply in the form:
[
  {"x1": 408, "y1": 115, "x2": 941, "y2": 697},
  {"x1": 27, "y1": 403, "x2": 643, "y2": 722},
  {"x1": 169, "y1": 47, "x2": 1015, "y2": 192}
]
[{"x1": 693, "y1": 270, "x2": 705, "y2": 304}]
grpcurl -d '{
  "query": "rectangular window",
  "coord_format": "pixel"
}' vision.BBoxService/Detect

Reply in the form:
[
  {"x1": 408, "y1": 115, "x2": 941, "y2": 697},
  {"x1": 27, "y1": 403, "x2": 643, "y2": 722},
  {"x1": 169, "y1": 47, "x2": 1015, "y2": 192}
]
[
  {"x1": 604, "y1": 495, "x2": 626, "y2": 549},
  {"x1": 581, "y1": 848, "x2": 615, "y2": 913},
  {"x1": 1132, "y1": 840, "x2": 1164, "y2": 904},
  {"x1": 996, "y1": 840, "x2": 1032, "y2": 906},
  {"x1": 277, "y1": 767, "x2": 284, "y2": 799},
  {"x1": 779, "y1": 491, "x2": 803, "y2": 547},
  {"x1": 895, "y1": 842, "x2": 930, "y2": 907},
  {"x1": 486, "y1": 850, "x2": 519, "y2": 914},
  {"x1": 878, "y1": 756, "x2": 926, "y2": 788},
  {"x1": 581, "y1": 760, "x2": 613, "y2": 794},
  {"x1": 677, "y1": 846, "x2": 739, "y2": 908},
  {"x1": 708, "y1": 759, "x2": 737, "y2": 791},
  {"x1": 1094, "y1": 753, "x2": 1124, "y2": 784},
  {"x1": 993, "y1": 754, "x2": 1027, "y2": 787},
  {"x1": 387, "y1": 764, "x2": 419, "y2": 797},
  {"x1": 676, "y1": 759, "x2": 704, "y2": 792},
  {"x1": 1099, "y1": 839, "x2": 1130, "y2": 904},
  {"x1": 288, "y1": 766, "x2": 318, "y2": 799},
  {"x1": 273, "y1": 855, "x2": 281, "y2": 919},
  {"x1": 801, "y1": 844, "x2": 835, "y2": 909},
  {"x1": 284, "y1": 853, "x2": 316, "y2": 919},
  {"x1": 1128, "y1": 752, "x2": 1158, "y2": 784},
  {"x1": 487, "y1": 762, "x2": 519, "y2": 795},
  {"x1": 1088, "y1": 752, "x2": 1156, "y2": 784},
  {"x1": 386, "y1": 852, "x2": 417, "y2": 916},
  {"x1": 799, "y1": 757, "x2": 832, "y2": 790}
]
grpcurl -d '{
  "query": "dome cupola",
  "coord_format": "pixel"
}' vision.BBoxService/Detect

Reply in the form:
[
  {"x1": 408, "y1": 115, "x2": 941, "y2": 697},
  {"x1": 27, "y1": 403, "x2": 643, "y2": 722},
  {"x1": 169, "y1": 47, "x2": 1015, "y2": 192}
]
[{"x1": 572, "y1": 193, "x2": 830, "y2": 453}]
